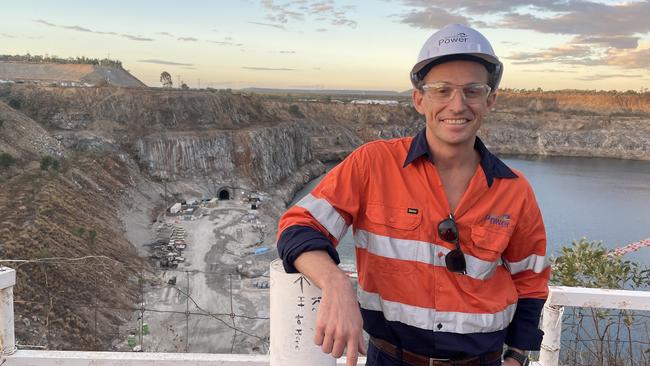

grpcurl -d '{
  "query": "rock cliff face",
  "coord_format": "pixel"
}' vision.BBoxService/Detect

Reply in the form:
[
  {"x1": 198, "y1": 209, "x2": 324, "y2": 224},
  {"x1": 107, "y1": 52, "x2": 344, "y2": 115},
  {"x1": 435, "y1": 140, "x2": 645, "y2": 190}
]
[
  {"x1": 480, "y1": 94, "x2": 650, "y2": 160},
  {"x1": 134, "y1": 124, "x2": 313, "y2": 187},
  {"x1": 2, "y1": 85, "x2": 649, "y2": 184}
]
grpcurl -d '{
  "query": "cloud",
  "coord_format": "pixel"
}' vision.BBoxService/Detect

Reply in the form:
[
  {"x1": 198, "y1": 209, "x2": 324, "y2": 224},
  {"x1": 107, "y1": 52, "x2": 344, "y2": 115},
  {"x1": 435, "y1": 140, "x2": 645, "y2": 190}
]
[
  {"x1": 399, "y1": 6, "x2": 470, "y2": 29},
  {"x1": 95, "y1": 31, "x2": 118, "y2": 35},
  {"x1": 63, "y1": 25, "x2": 92, "y2": 32},
  {"x1": 34, "y1": 19, "x2": 56, "y2": 27},
  {"x1": 520, "y1": 69, "x2": 578, "y2": 74},
  {"x1": 500, "y1": 41, "x2": 520, "y2": 46},
  {"x1": 156, "y1": 32, "x2": 175, "y2": 37},
  {"x1": 257, "y1": 0, "x2": 357, "y2": 29},
  {"x1": 137, "y1": 59, "x2": 195, "y2": 66},
  {"x1": 390, "y1": 0, "x2": 650, "y2": 71},
  {"x1": 507, "y1": 45, "x2": 596, "y2": 64},
  {"x1": 1, "y1": 32, "x2": 42, "y2": 40},
  {"x1": 498, "y1": 2, "x2": 650, "y2": 40},
  {"x1": 34, "y1": 19, "x2": 153, "y2": 41},
  {"x1": 122, "y1": 34, "x2": 153, "y2": 41},
  {"x1": 572, "y1": 35, "x2": 639, "y2": 50},
  {"x1": 507, "y1": 41, "x2": 650, "y2": 70},
  {"x1": 181, "y1": 66, "x2": 197, "y2": 70},
  {"x1": 242, "y1": 66, "x2": 295, "y2": 71},
  {"x1": 576, "y1": 73, "x2": 644, "y2": 81},
  {"x1": 392, "y1": 0, "x2": 650, "y2": 39},
  {"x1": 178, "y1": 37, "x2": 199, "y2": 42},
  {"x1": 605, "y1": 47, "x2": 650, "y2": 69},
  {"x1": 248, "y1": 21, "x2": 286, "y2": 30},
  {"x1": 278, "y1": 50, "x2": 296, "y2": 54},
  {"x1": 208, "y1": 40, "x2": 243, "y2": 46},
  {"x1": 398, "y1": 0, "x2": 533, "y2": 14},
  {"x1": 316, "y1": 28, "x2": 327, "y2": 32}
]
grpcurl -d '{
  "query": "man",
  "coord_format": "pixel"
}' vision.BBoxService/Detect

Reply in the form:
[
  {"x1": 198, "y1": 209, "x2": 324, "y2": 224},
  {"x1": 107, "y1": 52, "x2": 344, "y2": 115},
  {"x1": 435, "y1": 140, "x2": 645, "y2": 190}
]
[{"x1": 277, "y1": 24, "x2": 550, "y2": 366}]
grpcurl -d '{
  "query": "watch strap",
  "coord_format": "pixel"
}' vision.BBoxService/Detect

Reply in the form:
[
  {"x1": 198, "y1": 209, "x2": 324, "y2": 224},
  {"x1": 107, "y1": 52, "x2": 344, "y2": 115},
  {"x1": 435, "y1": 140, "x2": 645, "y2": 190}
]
[{"x1": 503, "y1": 349, "x2": 530, "y2": 366}]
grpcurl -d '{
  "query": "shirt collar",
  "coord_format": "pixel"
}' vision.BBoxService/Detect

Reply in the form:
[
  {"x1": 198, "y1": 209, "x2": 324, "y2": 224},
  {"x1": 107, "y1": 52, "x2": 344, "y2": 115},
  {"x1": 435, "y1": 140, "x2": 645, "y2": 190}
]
[{"x1": 403, "y1": 128, "x2": 518, "y2": 187}]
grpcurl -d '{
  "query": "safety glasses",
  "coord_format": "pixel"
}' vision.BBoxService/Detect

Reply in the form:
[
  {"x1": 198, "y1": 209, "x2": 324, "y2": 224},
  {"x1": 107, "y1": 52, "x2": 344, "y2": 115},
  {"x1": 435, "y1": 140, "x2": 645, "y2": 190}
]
[
  {"x1": 438, "y1": 214, "x2": 466, "y2": 274},
  {"x1": 421, "y1": 82, "x2": 492, "y2": 105}
]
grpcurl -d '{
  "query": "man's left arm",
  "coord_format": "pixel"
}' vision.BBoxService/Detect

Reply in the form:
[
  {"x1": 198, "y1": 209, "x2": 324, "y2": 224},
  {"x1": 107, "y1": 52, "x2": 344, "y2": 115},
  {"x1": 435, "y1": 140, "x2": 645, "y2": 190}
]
[{"x1": 503, "y1": 190, "x2": 551, "y2": 352}]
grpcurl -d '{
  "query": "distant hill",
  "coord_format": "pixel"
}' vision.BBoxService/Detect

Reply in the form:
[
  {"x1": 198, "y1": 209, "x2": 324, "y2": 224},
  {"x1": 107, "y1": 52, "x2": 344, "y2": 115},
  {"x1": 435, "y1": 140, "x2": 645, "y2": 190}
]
[
  {"x1": 242, "y1": 87, "x2": 403, "y2": 97},
  {"x1": 0, "y1": 62, "x2": 146, "y2": 87}
]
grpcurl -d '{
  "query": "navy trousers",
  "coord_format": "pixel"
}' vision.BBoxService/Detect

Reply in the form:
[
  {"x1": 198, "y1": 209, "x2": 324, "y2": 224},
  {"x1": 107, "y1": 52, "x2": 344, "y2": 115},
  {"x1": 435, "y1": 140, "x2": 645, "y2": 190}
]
[{"x1": 364, "y1": 342, "x2": 502, "y2": 366}]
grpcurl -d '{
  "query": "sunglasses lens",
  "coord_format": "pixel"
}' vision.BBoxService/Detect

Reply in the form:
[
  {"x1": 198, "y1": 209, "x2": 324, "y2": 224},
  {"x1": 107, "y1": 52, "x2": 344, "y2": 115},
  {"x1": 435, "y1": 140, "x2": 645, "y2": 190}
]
[
  {"x1": 445, "y1": 249, "x2": 466, "y2": 274},
  {"x1": 438, "y1": 219, "x2": 458, "y2": 242}
]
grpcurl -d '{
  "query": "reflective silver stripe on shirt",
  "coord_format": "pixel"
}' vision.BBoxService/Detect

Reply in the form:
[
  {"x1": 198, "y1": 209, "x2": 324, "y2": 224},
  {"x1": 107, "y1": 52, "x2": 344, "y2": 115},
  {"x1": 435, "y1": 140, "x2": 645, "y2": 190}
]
[
  {"x1": 505, "y1": 254, "x2": 549, "y2": 275},
  {"x1": 354, "y1": 229, "x2": 501, "y2": 280},
  {"x1": 358, "y1": 288, "x2": 516, "y2": 334},
  {"x1": 295, "y1": 193, "x2": 349, "y2": 241}
]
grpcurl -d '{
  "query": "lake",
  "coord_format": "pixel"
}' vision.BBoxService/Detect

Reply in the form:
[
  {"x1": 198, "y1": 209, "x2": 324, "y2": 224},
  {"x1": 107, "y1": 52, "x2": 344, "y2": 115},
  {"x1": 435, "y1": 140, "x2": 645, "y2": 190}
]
[{"x1": 290, "y1": 155, "x2": 650, "y2": 267}]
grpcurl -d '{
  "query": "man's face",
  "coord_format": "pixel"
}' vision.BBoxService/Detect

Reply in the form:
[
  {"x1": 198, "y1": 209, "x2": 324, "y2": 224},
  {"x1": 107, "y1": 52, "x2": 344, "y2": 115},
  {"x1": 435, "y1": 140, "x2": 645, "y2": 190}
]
[{"x1": 412, "y1": 60, "x2": 496, "y2": 149}]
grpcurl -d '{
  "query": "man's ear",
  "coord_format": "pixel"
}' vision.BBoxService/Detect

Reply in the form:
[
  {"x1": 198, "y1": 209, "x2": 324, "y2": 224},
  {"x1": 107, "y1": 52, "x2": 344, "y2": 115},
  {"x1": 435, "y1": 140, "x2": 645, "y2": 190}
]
[
  {"x1": 486, "y1": 91, "x2": 498, "y2": 110},
  {"x1": 412, "y1": 88, "x2": 425, "y2": 115}
]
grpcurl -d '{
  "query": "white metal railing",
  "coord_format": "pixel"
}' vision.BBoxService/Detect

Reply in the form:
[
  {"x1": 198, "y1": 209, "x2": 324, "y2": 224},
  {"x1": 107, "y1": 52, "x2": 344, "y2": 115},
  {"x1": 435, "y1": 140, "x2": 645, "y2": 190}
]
[
  {"x1": 539, "y1": 285, "x2": 650, "y2": 365},
  {"x1": 1, "y1": 266, "x2": 650, "y2": 365}
]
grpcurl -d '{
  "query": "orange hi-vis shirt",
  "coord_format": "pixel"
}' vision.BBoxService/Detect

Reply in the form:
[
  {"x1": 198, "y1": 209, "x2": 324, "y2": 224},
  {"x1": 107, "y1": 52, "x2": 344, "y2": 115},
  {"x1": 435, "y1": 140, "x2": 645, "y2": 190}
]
[{"x1": 277, "y1": 129, "x2": 551, "y2": 357}]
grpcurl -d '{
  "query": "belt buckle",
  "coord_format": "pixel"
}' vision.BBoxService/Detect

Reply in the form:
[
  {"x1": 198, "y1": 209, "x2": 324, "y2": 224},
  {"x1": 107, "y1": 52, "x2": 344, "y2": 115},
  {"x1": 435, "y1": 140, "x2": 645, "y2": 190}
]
[{"x1": 429, "y1": 357, "x2": 452, "y2": 366}]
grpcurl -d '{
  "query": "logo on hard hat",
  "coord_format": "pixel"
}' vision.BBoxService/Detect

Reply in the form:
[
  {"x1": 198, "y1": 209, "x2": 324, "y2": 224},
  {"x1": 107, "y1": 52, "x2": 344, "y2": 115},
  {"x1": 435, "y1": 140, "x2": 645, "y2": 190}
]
[{"x1": 438, "y1": 32, "x2": 468, "y2": 46}]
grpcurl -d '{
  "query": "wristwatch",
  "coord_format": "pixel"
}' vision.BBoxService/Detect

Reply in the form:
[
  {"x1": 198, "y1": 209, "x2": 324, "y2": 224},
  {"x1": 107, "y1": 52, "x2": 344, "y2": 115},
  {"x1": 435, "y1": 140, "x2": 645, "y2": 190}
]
[{"x1": 503, "y1": 349, "x2": 530, "y2": 366}]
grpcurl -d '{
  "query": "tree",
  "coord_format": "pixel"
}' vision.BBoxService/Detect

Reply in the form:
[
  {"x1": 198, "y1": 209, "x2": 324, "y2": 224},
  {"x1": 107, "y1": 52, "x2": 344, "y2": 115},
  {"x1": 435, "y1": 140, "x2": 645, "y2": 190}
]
[
  {"x1": 160, "y1": 71, "x2": 173, "y2": 88},
  {"x1": 181, "y1": 82, "x2": 189, "y2": 90}
]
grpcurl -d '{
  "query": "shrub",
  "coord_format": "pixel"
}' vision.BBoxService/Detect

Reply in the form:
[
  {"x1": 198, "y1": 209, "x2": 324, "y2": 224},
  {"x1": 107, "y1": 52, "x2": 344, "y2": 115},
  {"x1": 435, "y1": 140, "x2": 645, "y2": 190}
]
[
  {"x1": 8, "y1": 98, "x2": 21, "y2": 109},
  {"x1": 0, "y1": 152, "x2": 16, "y2": 168},
  {"x1": 40, "y1": 155, "x2": 60, "y2": 171},
  {"x1": 288, "y1": 104, "x2": 305, "y2": 118}
]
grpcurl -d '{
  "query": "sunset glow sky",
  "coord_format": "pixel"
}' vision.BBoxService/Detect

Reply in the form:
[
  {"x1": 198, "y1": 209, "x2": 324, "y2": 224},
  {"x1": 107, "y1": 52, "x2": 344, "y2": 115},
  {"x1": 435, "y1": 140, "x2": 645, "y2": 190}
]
[{"x1": 2, "y1": 0, "x2": 650, "y2": 91}]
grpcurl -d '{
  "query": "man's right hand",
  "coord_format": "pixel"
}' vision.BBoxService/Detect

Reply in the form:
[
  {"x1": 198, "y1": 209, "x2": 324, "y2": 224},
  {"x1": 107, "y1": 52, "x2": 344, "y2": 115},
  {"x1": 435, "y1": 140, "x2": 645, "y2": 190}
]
[
  {"x1": 314, "y1": 272, "x2": 366, "y2": 366},
  {"x1": 293, "y1": 250, "x2": 367, "y2": 366}
]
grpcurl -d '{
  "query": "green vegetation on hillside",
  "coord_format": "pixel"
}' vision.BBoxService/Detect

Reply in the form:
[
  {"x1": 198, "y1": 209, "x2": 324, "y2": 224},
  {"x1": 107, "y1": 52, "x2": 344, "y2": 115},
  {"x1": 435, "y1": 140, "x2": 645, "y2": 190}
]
[
  {"x1": 40, "y1": 155, "x2": 60, "y2": 171},
  {"x1": 0, "y1": 53, "x2": 122, "y2": 67}
]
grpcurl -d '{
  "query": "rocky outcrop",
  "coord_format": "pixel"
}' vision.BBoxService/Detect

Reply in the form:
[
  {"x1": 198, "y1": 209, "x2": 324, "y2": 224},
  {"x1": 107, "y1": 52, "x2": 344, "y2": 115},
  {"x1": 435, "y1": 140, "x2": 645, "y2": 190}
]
[
  {"x1": 481, "y1": 112, "x2": 650, "y2": 160},
  {"x1": 0, "y1": 101, "x2": 65, "y2": 160},
  {"x1": 134, "y1": 123, "x2": 313, "y2": 188}
]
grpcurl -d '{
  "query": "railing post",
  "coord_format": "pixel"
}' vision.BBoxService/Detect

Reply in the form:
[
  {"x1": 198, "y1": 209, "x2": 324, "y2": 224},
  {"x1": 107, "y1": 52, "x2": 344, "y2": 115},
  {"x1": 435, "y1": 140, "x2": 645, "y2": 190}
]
[
  {"x1": 539, "y1": 302, "x2": 563, "y2": 366},
  {"x1": 0, "y1": 267, "x2": 16, "y2": 356},
  {"x1": 269, "y1": 259, "x2": 335, "y2": 366}
]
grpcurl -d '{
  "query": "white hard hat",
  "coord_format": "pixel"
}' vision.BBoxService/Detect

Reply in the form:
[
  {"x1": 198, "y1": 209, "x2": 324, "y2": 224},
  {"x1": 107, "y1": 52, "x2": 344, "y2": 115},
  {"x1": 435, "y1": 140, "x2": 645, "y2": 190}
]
[{"x1": 410, "y1": 24, "x2": 503, "y2": 90}]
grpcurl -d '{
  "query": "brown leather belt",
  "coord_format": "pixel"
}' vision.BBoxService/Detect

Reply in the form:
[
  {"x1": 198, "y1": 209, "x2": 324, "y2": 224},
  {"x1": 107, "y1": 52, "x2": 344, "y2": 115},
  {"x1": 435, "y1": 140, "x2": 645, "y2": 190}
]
[{"x1": 369, "y1": 336, "x2": 502, "y2": 366}]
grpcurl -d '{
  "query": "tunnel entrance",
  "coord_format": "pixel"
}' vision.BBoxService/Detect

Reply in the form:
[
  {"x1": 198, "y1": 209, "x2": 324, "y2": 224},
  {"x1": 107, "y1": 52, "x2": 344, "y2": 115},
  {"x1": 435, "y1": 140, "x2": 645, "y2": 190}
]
[{"x1": 218, "y1": 189, "x2": 230, "y2": 200}]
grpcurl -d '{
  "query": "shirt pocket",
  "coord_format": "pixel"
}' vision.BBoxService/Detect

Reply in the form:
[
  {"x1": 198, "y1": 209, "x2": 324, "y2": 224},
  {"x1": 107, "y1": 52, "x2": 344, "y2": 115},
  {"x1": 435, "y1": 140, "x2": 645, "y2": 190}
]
[
  {"x1": 470, "y1": 225, "x2": 511, "y2": 262},
  {"x1": 365, "y1": 203, "x2": 422, "y2": 231},
  {"x1": 363, "y1": 203, "x2": 422, "y2": 275}
]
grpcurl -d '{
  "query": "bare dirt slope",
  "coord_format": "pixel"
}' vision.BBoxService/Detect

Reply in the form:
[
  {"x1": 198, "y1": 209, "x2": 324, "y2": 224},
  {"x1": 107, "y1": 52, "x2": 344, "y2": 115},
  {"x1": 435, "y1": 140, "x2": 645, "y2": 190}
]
[
  {"x1": 0, "y1": 62, "x2": 146, "y2": 87},
  {"x1": 0, "y1": 150, "x2": 148, "y2": 350}
]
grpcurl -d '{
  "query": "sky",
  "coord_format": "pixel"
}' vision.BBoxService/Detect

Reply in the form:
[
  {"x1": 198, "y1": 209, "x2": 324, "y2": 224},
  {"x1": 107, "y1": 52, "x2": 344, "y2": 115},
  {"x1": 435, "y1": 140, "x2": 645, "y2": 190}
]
[{"x1": 2, "y1": 0, "x2": 650, "y2": 91}]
